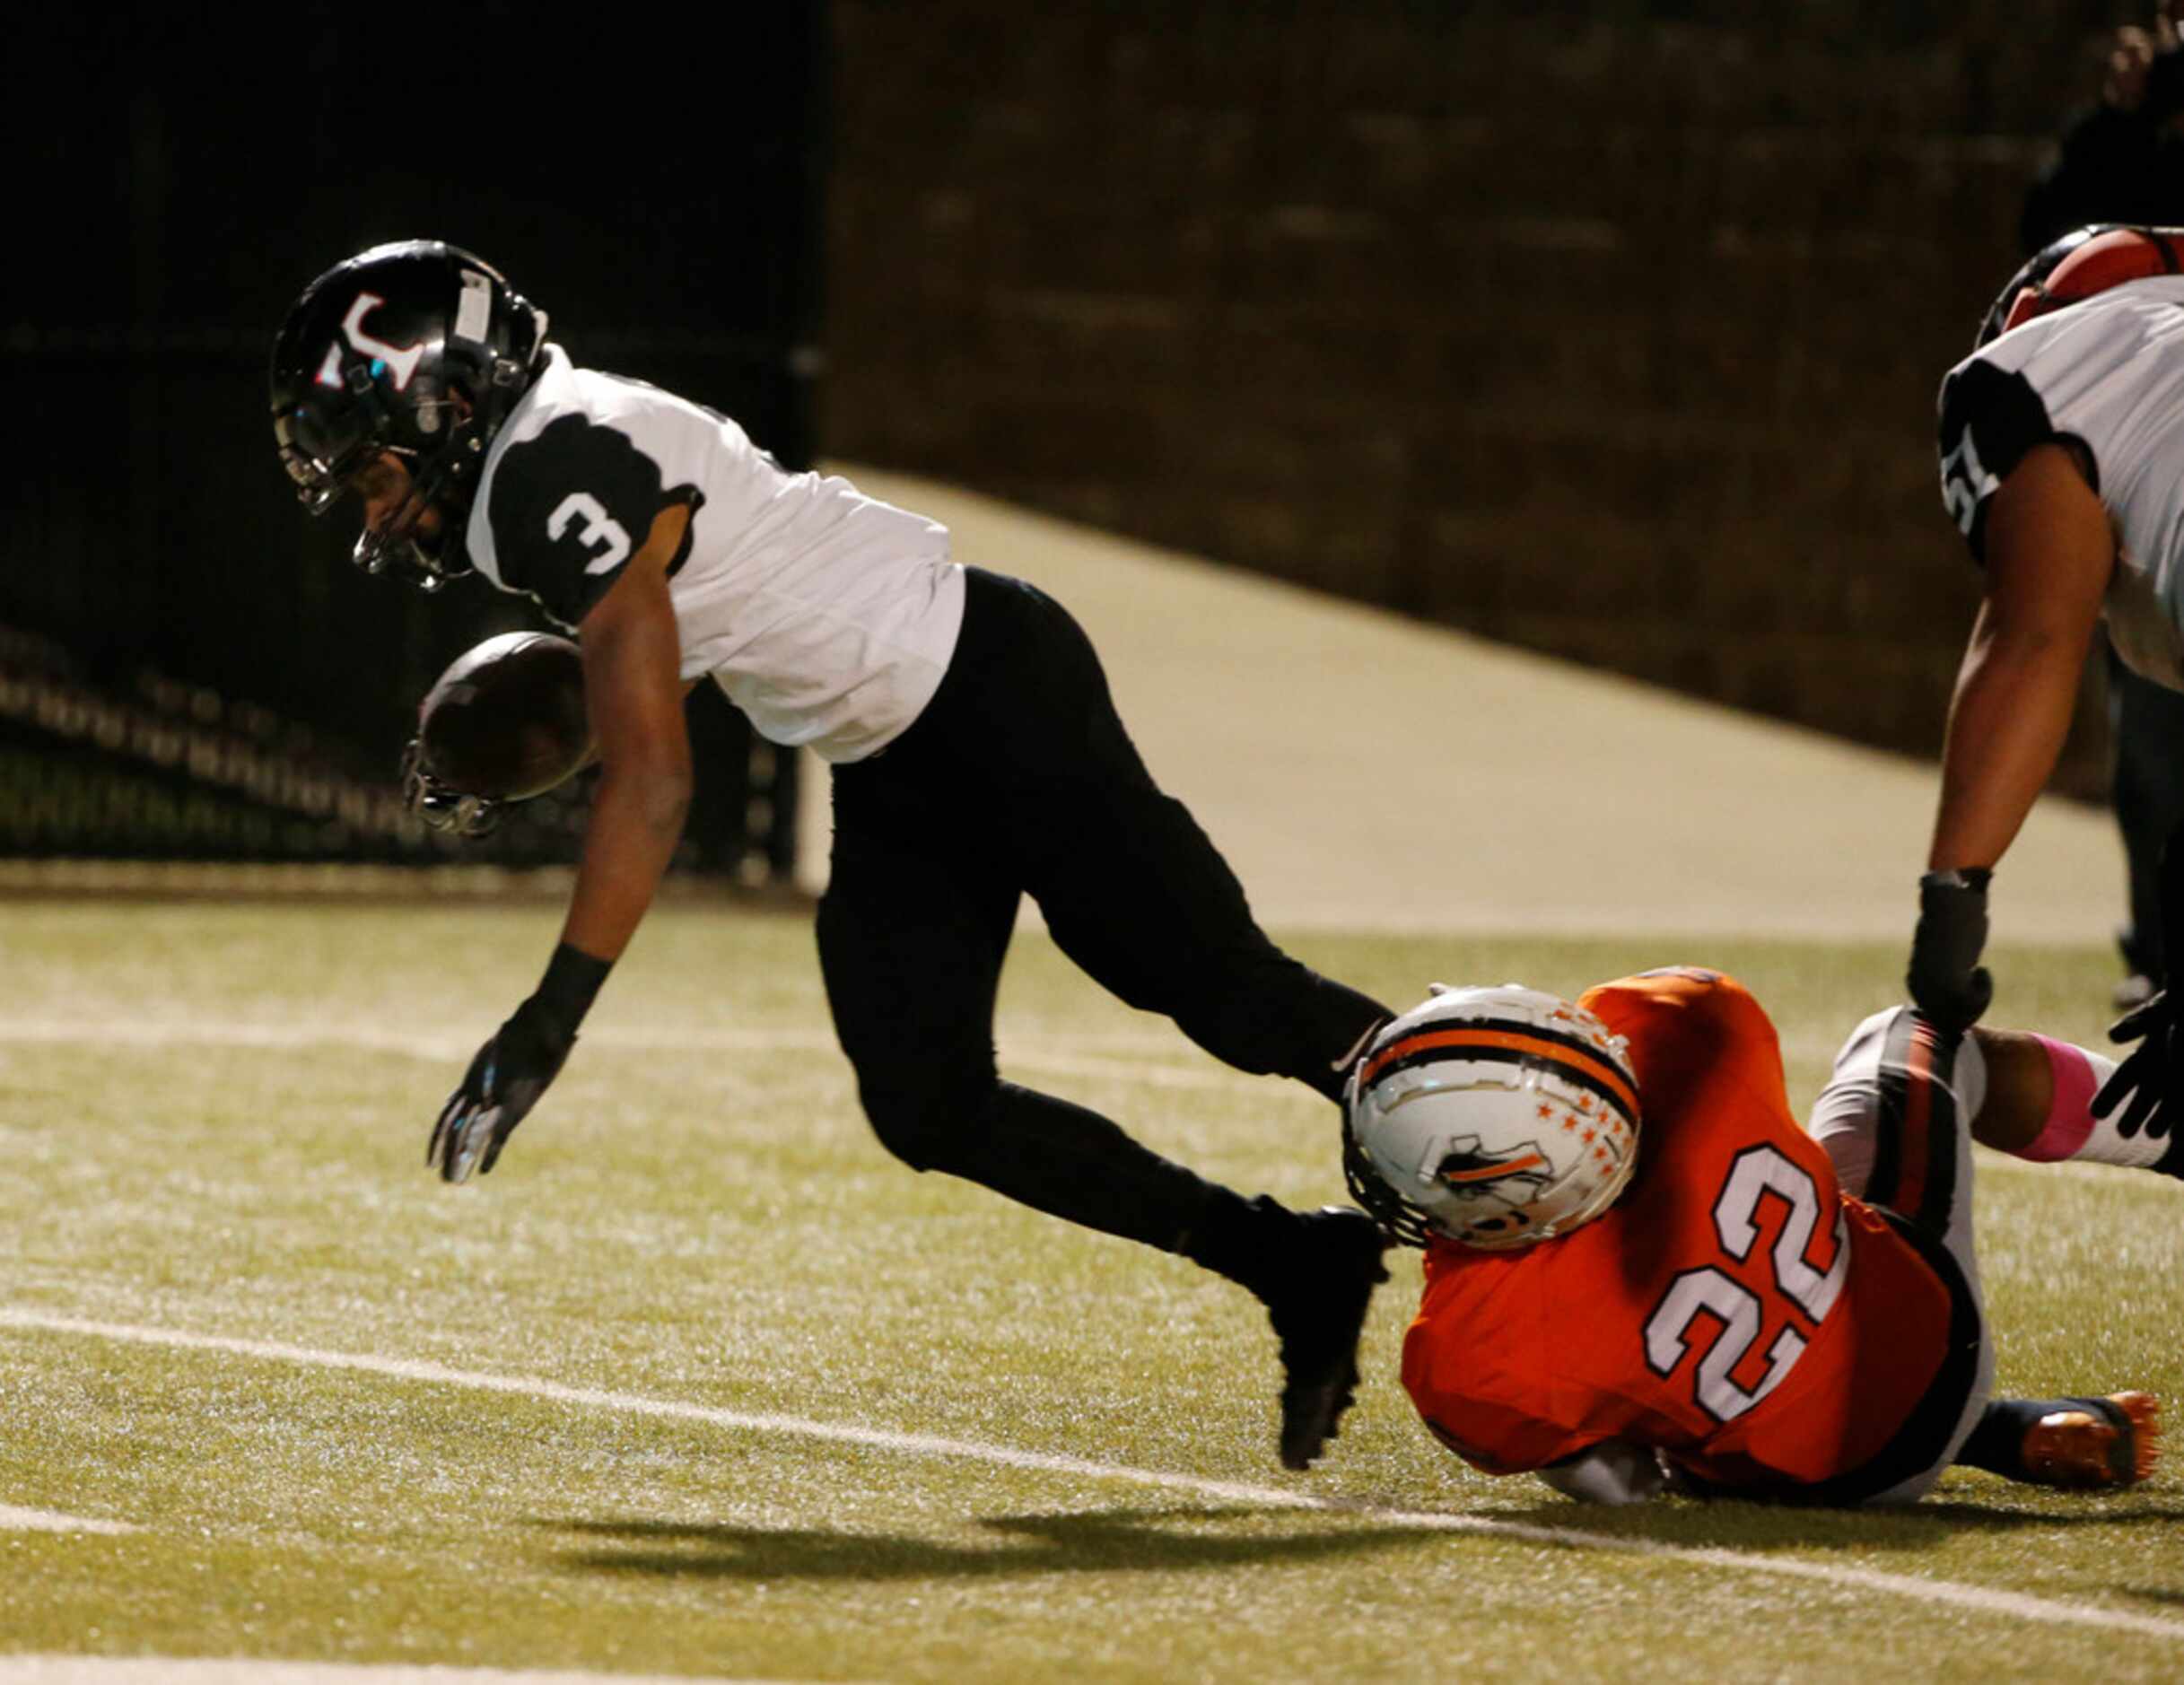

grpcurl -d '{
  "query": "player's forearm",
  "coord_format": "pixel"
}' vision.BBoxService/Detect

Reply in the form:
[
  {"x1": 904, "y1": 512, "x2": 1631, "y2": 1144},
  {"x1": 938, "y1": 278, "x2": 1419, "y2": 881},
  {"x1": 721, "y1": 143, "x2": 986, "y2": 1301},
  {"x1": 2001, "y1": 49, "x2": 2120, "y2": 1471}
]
[
  {"x1": 560, "y1": 762, "x2": 693, "y2": 962},
  {"x1": 1926, "y1": 627, "x2": 2086, "y2": 872}
]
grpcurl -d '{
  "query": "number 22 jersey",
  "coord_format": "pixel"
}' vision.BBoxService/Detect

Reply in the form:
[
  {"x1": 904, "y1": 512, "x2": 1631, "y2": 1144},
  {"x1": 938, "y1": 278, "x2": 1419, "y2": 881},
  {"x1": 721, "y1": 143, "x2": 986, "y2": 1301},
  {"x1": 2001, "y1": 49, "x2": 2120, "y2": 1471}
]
[{"x1": 1399, "y1": 969, "x2": 1970, "y2": 1499}]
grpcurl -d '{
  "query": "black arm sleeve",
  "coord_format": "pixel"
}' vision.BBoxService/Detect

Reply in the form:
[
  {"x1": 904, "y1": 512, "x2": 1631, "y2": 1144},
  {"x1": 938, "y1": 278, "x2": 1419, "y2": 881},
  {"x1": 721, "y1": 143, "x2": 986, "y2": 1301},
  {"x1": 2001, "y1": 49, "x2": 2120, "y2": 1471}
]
[
  {"x1": 1935, "y1": 360, "x2": 2059, "y2": 565},
  {"x1": 487, "y1": 415, "x2": 678, "y2": 628}
]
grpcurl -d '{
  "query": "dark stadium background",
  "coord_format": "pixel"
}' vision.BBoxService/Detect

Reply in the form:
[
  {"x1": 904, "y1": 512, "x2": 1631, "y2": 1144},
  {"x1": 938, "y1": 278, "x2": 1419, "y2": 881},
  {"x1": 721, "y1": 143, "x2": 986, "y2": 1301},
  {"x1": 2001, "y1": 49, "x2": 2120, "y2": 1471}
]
[
  {"x1": 1, "y1": 4, "x2": 825, "y2": 872},
  {"x1": 0, "y1": 2, "x2": 2149, "y2": 874}
]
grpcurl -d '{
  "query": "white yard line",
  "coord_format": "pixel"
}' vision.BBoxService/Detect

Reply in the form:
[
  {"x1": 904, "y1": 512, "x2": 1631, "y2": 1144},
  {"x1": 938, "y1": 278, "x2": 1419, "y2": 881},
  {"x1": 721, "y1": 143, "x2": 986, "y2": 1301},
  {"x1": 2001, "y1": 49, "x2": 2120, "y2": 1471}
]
[
  {"x1": 0, "y1": 1018, "x2": 1255, "y2": 1093},
  {"x1": 0, "y1": 1019, "x2": 823, "y2": 1059},
  {"x1": 0, "y1": 1505, "x2": 134, "y2": 1535},
  {"x1": 3, "y1": 1309, "x2": 2180, "y2": 1645}
]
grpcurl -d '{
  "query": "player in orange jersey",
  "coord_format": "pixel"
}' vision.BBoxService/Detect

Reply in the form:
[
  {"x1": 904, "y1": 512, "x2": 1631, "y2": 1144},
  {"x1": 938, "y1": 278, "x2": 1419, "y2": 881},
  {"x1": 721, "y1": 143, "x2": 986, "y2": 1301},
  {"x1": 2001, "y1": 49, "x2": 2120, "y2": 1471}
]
[{"x1": 1343, "y1": 968, "x2": 2162, "y2": 1504}]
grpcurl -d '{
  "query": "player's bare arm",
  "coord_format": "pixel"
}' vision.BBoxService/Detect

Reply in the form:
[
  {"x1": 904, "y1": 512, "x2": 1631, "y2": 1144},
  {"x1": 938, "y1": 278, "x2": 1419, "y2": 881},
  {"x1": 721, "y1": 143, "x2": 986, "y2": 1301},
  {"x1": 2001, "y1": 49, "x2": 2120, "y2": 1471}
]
[
  {"x1": 561, "y1": 502, "x2": 695, "y2": 963},
  {"x1": 421, "y1": 502, "x2": 694, "y2": 1183},
  {"x1": 1909, "y1": 443, "x2": 2113, "y2": 1032},
  {"x1": 1928, "y1": 443, "x2": 2114, "y2": 873}
]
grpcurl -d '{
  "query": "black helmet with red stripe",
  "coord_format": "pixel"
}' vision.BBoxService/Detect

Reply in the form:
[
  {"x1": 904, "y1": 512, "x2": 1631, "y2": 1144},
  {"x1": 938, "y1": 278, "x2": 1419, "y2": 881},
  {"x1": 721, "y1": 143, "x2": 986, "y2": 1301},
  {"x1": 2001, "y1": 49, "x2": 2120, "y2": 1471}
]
[
  {"x1": 1976, "y1": 223, "x2": 2184, "y2": 349},
  {"x1": 1342, "y1": 983, "x2": 1639, "y2": 1250}
]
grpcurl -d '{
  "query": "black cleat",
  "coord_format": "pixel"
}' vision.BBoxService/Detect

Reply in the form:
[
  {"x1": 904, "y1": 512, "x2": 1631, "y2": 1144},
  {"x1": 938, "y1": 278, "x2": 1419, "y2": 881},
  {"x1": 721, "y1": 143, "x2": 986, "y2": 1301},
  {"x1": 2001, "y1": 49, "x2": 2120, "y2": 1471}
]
[{"x1": 1266, "y1": 1206, "x2": 1390, "y2": 1471}]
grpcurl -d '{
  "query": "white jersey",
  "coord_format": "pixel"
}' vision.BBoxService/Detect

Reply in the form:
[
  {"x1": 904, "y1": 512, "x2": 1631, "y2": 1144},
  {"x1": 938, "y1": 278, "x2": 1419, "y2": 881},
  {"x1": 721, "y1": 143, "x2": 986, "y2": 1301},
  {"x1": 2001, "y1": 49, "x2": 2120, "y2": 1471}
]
[
  {"x1": 1937, "y1": 276, "x2": 2184, "y2": 687},
  {"x1": 465, "y1": 345, "x2": 964, "y2": 762}
]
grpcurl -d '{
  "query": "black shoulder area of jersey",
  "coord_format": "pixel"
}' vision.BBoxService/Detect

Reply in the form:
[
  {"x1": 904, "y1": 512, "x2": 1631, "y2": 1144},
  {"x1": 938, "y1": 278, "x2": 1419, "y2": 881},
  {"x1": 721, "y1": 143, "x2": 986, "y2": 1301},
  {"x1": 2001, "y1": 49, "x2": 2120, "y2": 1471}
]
[
  {"x1": 1935, "y1": 358, "x2": 2058, "y2": 564},
  {"x1": 486, "y1": 413, "x2": 696, "y2": 628}
]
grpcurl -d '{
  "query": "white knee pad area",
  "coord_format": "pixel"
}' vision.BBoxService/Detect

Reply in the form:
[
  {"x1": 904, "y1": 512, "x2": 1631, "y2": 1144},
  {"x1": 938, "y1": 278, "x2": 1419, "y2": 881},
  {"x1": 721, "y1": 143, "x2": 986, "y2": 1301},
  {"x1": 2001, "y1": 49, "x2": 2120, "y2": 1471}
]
[{"x1": 1805, "y1": 1007, "x2": 1987, "y2": 1201}]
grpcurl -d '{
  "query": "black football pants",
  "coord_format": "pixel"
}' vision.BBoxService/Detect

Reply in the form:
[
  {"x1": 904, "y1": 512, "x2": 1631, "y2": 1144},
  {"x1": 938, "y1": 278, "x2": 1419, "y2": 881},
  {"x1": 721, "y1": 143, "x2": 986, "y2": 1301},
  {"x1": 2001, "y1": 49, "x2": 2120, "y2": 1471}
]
[{"x1": 816, "y1": 567, "x2": 1390, "y2": 1253}]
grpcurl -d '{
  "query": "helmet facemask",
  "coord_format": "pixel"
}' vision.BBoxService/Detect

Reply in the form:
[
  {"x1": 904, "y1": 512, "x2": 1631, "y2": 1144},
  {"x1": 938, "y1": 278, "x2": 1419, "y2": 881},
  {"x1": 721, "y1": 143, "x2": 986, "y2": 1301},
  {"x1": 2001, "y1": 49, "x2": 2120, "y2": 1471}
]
[
  {"x1": 273, "y1": 363, "x2": 395, "y2": 515},
  {"x1": 350, "y1": 415, "x2": 486, "y2": 592},
  {"x1": 399, "y1": 736, "x2": 502, "y2": 837},
  {"x1": 278, "y1": 375, "x2": 486, "y2": 590}
]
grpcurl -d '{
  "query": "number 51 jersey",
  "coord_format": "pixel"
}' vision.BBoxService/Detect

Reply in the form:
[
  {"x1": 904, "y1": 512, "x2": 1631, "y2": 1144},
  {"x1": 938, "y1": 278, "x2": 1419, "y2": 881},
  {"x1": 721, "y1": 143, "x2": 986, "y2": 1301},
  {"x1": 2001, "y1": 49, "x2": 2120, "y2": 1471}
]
[
  {"x1": 1399, "y1": 970, "x2": 1970, "y2": 1499},
  {"x1": 463, "y1": 345, "x2": 965, "y2": 764}
]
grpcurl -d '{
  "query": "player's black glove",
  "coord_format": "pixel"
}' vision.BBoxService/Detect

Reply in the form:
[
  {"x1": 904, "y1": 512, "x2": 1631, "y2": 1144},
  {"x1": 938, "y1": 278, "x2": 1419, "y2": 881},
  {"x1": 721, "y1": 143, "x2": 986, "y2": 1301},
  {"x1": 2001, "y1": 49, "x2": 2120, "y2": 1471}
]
[
  {"x1": 2092, "y1": 990, "x2": 2179, "y2": 1142},
  {"x1": 428, "y1": 996, "x2": 575, "y2": 1182},
  {"x1": 1906, "y1": 869, "x2": 1994, "y2": 1035},
  {"x1": 427, "y1": 943, "x2": 612, "y2": 1183},
  {"x1": 2092, "y1": 825, "x2": 2184, "y2": 1142}
]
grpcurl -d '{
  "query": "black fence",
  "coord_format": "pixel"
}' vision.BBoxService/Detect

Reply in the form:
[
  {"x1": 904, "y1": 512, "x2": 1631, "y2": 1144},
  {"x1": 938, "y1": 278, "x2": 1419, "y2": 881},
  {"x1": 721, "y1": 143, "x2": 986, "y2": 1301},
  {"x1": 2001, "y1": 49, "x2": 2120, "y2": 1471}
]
[{"x1": 2, "y1": 4, "x2": 825, "y2": 873}]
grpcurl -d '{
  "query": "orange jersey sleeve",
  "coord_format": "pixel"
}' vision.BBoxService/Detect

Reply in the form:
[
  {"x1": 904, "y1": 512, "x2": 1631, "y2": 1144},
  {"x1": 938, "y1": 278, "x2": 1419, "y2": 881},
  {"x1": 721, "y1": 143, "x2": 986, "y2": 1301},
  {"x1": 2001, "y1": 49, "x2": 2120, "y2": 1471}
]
[{"x1": 1400, "y1": 969, "x2": 1956, "y2": 1494}]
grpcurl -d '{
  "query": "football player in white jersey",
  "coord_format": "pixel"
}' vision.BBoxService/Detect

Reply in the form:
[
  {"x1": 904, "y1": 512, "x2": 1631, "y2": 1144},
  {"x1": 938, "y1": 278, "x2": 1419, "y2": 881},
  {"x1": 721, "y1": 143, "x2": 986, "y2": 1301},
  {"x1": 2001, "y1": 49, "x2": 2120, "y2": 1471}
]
[
  {"x1": 1913, "y1": 224, "x2": 2184, "y2": 1164},
  {"x1": 269, "y1": 240, "x2": 1393, "y2": 1471}
]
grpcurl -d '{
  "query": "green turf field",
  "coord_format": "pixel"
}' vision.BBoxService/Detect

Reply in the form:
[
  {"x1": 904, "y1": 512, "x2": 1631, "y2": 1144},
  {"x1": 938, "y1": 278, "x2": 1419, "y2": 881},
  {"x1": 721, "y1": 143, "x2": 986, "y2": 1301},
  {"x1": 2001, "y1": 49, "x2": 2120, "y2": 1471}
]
[{"x1": 1, "y1": 899, "x2": 2180, "y2": 1682}]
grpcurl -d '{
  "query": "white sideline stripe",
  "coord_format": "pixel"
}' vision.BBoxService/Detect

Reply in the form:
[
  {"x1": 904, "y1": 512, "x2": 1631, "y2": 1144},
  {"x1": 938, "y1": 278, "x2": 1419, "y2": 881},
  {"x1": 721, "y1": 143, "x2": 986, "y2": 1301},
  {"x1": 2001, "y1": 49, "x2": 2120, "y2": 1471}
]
[
  {"x1": 4, "y1": 1311, "x2": 2180, "y2": 1645},
  {"x1": 0, "y1": 1662, "x2": 815, "y2": 1684},
  {"x1": 0, "y1": 1018, "x2": 1254, "y2": 1094},
  {"x1": 0, "y1": 1505, "x2": 134, "y2": 1535}
]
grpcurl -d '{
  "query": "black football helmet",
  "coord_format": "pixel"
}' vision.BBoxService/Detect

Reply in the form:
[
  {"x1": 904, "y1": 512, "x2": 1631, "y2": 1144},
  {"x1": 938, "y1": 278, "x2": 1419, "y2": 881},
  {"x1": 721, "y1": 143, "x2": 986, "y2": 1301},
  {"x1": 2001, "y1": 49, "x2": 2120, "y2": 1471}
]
[
  {"x1": 1975, "y1": 224, "x2": 2118, "y2": 350},
  {"x1": 269, "y1": 240, "x2": 549, "y2": 589},
  {"x1": 1972, "y1": 223, "x2": 2184, "y2": 350},
  {"x1": 398, "y1": 631, "x2": 591, "y2": 839}
]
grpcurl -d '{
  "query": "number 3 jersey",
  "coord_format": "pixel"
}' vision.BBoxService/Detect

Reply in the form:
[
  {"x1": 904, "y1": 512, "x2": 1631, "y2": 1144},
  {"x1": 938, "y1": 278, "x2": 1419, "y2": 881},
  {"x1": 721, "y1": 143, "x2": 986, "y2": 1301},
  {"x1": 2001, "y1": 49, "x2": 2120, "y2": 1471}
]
[
  {"x1": 1936, "y1": 276, "x2": 2184, "y2": 687},
  {"x1": 463, "y1": 345, "x2": 965, "y2": 763},
  {"x1": 1399, "y1": 970, "x2": 1968, "y2": 1498}
]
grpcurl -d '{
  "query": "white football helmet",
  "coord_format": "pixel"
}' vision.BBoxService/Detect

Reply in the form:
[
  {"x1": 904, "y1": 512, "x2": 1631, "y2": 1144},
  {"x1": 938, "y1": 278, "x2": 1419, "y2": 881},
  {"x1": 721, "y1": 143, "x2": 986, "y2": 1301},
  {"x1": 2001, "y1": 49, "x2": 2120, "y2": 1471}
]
[{"x1": 1343, "y1": 983, "x2": 1640, "y2": 1250}]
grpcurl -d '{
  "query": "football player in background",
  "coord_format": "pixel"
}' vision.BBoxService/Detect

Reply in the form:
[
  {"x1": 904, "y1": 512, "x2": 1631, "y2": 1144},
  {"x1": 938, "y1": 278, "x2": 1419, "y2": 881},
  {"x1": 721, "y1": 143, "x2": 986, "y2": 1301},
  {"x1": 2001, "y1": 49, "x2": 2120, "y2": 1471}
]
[
  {"x1": 1346, "y1": 970, "x2": 2166, "y2": 1505},
  {"x1": 268, "y1": 240, "x2": 1393, "y2": 1471},
  {"x1": 2016, "y1": 2, "x2": 2184, "y2": 1012},
  {"x1": 1910, "y1": 223, "x2": 2184, "y2": 1157}
]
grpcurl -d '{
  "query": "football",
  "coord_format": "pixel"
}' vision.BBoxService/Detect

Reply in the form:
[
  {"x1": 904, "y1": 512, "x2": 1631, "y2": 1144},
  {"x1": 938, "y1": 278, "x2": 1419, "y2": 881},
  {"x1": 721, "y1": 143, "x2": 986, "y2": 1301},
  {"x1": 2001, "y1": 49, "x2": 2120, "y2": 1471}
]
[{"x1": 415, "y1": 632, "x2": 592, "y2": 799}]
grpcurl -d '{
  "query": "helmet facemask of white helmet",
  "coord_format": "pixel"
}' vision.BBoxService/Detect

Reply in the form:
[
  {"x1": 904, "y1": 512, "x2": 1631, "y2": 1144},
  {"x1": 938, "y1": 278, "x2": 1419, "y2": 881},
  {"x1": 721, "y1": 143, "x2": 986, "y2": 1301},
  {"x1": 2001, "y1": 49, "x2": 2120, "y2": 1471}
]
[{"x1": 1343, "y1": 983, "x2": 1639, "y2": 1251}]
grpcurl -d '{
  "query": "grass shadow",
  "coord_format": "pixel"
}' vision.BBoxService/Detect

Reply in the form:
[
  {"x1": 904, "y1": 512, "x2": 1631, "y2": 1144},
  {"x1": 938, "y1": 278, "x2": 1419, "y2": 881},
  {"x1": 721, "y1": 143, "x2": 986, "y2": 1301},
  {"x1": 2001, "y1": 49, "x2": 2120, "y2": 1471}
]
[
  {"x1": 1472, "y1": 1492, "x2": 2184, "y2": 1549},
  {"x1": 537, "y1": 1505, "x2": 1437, "y2": 1583},
  {"x1": 543, "y1": 1488, "x2": 2184, "y2": 1587}
]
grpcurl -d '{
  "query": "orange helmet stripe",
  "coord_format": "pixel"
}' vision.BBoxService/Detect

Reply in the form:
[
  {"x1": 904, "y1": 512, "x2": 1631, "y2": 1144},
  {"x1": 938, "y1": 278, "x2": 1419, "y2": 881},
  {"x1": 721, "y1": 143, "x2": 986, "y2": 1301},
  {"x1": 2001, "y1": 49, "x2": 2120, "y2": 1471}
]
[
  {"x1": 1362, "y1": 1026, "x2": 1639, "y2": 1122},
  {"x1": 1438, "y1": 1150, "x2": 1549, "y2": 1183}
]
